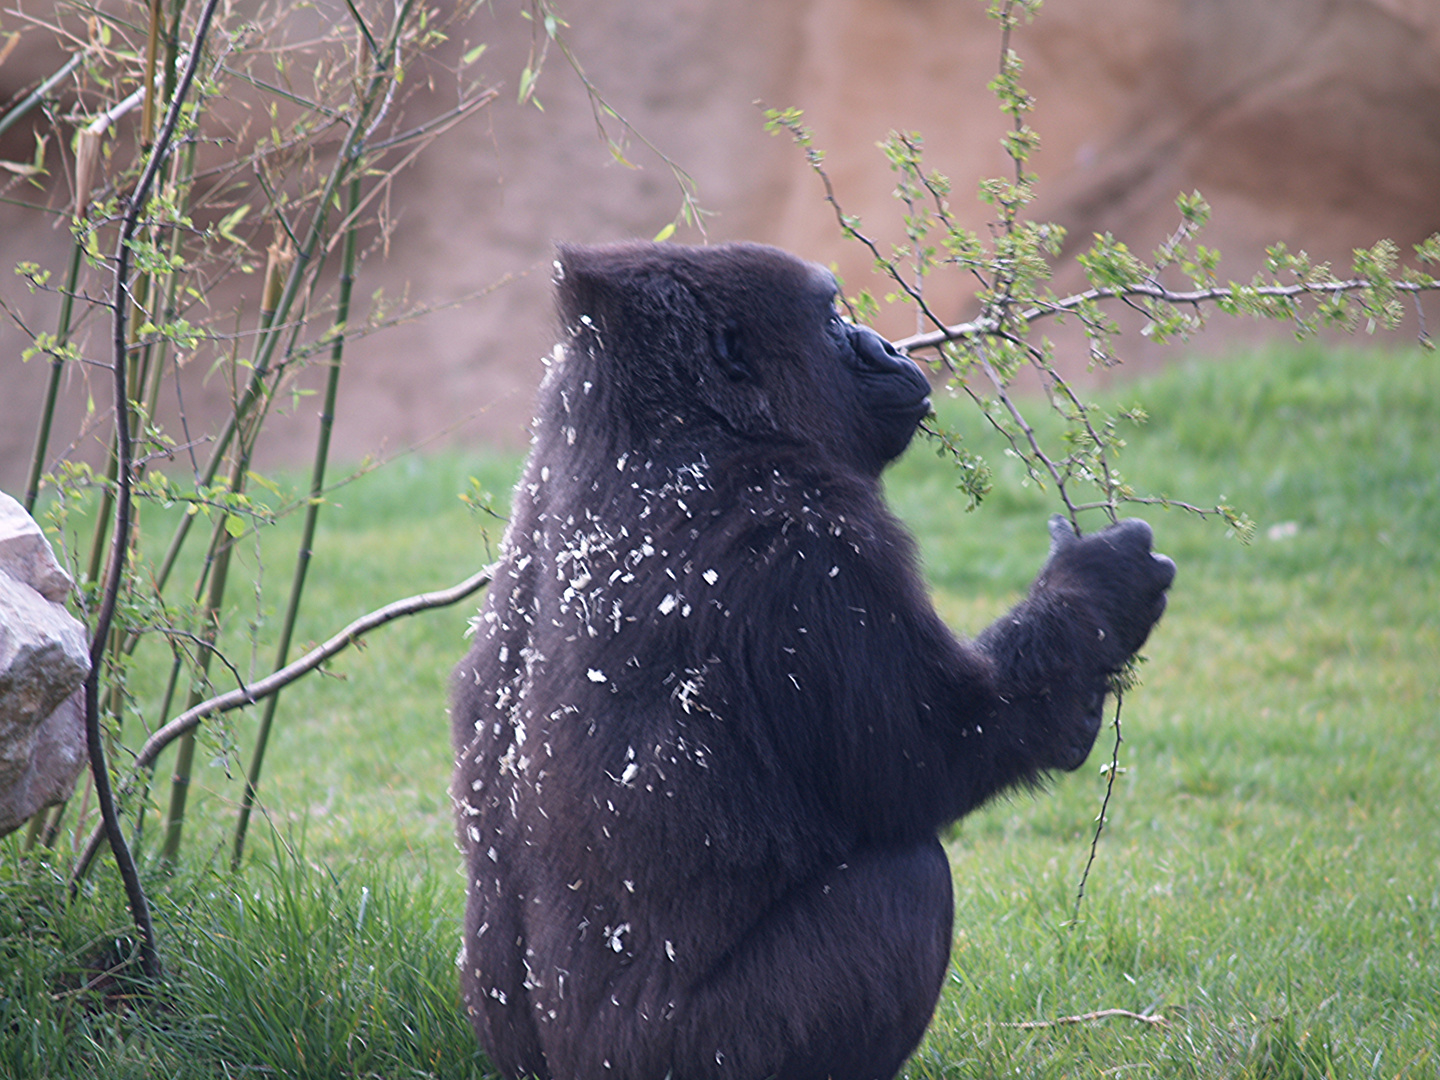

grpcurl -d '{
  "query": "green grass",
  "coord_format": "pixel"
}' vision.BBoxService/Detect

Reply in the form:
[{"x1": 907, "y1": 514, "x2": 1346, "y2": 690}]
[{"x1": 2, "y1": 343, "x2": 1437, "y2": 1078}]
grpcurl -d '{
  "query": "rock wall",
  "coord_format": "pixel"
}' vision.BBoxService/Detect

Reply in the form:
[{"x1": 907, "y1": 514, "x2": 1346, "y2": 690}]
[{"x1": 2, "y1": 0, "x2": 1437, "y2": 485}]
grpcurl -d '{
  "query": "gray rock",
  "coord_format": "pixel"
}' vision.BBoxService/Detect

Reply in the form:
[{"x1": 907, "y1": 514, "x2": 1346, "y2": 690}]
[
  {"x1": 0, "y1": 491, "x2": 90, "y2": 837},
  {"x1": 0, "y1": 690, "x2": 85, "y2": 837},
  {"x1": 0, "y1": 490, "x2": 76, "y2": 602}
]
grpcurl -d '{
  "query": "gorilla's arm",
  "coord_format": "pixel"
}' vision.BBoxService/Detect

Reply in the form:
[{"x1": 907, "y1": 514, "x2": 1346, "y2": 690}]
[
  {"x1": 742, "y1": 508, "x2": 1174, "y2": 842},
  {"x1": 973, "y1": 517, "x2": 1174, "y2": 772}
]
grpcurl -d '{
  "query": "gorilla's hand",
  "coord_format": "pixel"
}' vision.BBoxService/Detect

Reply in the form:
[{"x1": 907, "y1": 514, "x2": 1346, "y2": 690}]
[{"x1": 1039, "y1": 516, "x2": 1176, "y2": 669}]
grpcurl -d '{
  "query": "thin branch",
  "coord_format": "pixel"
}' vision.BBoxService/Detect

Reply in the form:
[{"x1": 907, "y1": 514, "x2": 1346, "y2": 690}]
[
  {"x1": 525, "y1": 0, "x2": 706, "y2": 233},
  {"x1": 71, "y1": 565, "x2": 494, "y2": 882},
  {"x1": 343, "y1": 0, "x2": 381, "y2": 60},
  {"x1": 968, "y1": 341, "x2": 1073, "y2": 507},
  {"x1": 216, "y1": 62, "x2": 342, "y2": 118},
  {"x1": 0, "y1": 48, "x2": 89, "y2": 140},
  {"x1": 323, "y1": 89, "x2": 501, "y2": 256},
  {"x1": 1073, "y1": 689, "x2": 1125, "y2": 923},
  {"x1": 895, "y1": 276, "x2": 1440, "y2": 354},
  {"x1": 362, "y1": 87, "x2": 500, "y2": 155},
  {"x1": 784, "y1": 123, "x2": 951, "y2": 333}
]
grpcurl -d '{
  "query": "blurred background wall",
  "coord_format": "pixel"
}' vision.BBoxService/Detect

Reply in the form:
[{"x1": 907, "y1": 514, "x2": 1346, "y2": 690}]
[{"x1": 2, "y1": 0, "x2": 1437, "y2": 489}]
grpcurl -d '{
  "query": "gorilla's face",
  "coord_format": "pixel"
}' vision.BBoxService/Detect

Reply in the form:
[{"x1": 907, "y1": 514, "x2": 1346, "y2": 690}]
[
  {"x1": 823, "y1": 293, "x2": 932, "y2": 471},
  {"x1": 553, "y1": 242, "x2": 932, "y2": 477},
  {"x1": 704, "y1": 257, "x2": 932, "y2": 474}
]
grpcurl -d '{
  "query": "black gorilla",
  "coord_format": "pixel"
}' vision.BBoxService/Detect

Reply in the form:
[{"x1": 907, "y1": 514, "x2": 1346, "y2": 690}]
[{"x1": 451, "y1": 241, "x2": 1174, "y2": 1080}]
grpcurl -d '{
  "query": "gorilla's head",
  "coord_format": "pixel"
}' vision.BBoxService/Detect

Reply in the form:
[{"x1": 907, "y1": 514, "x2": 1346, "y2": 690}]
[{"x1": 553, "y1": 242, "x2": 931, "y2": 476}]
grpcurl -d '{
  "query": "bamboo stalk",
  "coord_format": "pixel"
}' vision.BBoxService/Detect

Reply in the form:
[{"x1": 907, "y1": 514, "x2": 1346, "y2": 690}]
[
  {"x1": 159, "y1": 502, "x2": 237, "y2": 864},
  {"x1": 231, "y1": 176, "x2": 360, "y2": 868},
  {"x1": 22, "y1": 241, "x2": 84, "y2": 514},
  {"x1": 157, "y1": 238, "x2": 287, "y2": 862},
  {"x1": 22, "y1": 804, "x2": 48, "y2": 849},
  {"x1": 140, "y1": 0, "x2": 163, "y2": 145},
  {"x1": 0, "y1": 50, "x2": 86, "y2": 141},
  {"x1": 148, "y1": 0, "x2": 416, "y2": 859},
  {"x1": 164, "y1": 0, "x2": 188, "y2": 107},
  {"x1": 128, "y1": 646, "x2": 183, "y2": 850},
  {"x1": 145, "y1": 0, "x2": 409, "y2": 595},
  {"x1": 68, "y1": 0, "x2": 418, "y2": 875},
  {"x1": 82, "y1": 269, "x2": 152, "y2": 587},
  {"x1": 117, "y1": 2, "x2": 416, "y2": 868}
]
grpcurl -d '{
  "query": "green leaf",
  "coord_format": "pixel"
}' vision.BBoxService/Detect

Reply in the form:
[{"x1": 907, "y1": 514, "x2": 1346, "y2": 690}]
[
  {"x1": 215, "y1": 204, "x2": 252, "y2": 247},
  {"x1": 608, "y1": 141, "x2": 637, "y2": 169}
]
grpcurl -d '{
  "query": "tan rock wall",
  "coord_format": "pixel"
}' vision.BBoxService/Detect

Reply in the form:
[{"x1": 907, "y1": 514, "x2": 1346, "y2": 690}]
[{"x1": 2, "y1": 0, "x2": 1436, "y2": 484}]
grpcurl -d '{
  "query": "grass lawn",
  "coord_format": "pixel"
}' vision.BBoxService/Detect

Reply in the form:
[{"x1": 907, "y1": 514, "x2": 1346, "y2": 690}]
[{"x1": 2, "y1": 343, "x2": 1436, "y2": 1078}]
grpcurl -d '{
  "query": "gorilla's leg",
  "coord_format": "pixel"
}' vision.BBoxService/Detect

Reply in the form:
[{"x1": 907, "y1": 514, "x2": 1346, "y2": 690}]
[
  {"x1": 461, "y1": 857, "x2": 548, "y2": 1080},
  {"x1": 678, "y1": 836, "x2": 954, "y2": 1080}
]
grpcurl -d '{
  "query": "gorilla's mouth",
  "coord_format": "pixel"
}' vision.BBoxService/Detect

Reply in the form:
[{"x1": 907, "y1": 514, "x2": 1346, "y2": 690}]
[
  {"x1": 892, "y1": 383, "x2": 933, "y2": 426},
  {"x1": 889, "y1": 396, "x2": 932, "y2": 435}
]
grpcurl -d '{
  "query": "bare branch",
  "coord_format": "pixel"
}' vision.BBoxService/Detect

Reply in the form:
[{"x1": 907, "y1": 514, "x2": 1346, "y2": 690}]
[
  {"x1": 71, "y1": 566, "x2": 494, "y2": 880},
  {"x1": 1073, "y1": 690, "x2": 1125, "y2": 923},
  {"x1": 1002, "y1": 1008, "x2": 1169, "y2": 1030}
]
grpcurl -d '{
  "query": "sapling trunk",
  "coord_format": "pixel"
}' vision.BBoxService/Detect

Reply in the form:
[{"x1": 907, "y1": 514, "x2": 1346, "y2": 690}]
[
  {"x1": 82, "y1": 0, "x2": 225, "y2": 980},
  {"x1": 73, "y1": 142, "x2": 196, "y2": 859}
]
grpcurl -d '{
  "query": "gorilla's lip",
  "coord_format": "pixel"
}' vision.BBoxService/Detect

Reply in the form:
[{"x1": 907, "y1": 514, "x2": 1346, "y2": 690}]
[{"x1": 877, "y1": 395, "x2": 931, "y2": 422}]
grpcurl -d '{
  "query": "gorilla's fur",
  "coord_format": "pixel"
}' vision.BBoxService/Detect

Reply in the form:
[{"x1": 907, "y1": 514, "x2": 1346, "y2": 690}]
[{"x1": 452, "y1": 242, "x2": 1175, "y2": 1080}]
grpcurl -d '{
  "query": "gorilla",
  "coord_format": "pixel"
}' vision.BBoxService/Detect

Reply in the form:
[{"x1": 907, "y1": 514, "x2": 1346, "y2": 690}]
[{"x1": 451, "y1": 241, "x2": 1174, "y2": 1080}]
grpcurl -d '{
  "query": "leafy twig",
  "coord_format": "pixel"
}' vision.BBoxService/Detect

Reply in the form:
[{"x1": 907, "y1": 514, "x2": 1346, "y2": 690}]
[
  {"x1": 521, "y1": 0, "x2": 707, "y2": 237},
  {"x1": 894, "y1": 275, "x2": 1440, "y2": 356}
]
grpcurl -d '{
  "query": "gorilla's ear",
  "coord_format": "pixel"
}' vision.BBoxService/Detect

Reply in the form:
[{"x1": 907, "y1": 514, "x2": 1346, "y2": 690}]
[
  {"x1": 711, "y1": 319, "x2": 752, "y2": 383},
  {"x1": 1048, "y1": 514, "x2": 1080, "y2": 557},
  {"x1": 554, "y1": 244, "x2": 604, "y2": 328}
]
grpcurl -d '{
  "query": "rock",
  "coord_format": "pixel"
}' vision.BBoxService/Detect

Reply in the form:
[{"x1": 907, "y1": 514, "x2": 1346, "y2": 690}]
[
  {"x1": 0, "y1": 491, "x2": 90, "y2": 837},
  {"x1": 0, "y1": 489, "x2": 76, "y2": 603},
  {"x1": 0, "y1": 690, "x2": 85, "y2": 838}
]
